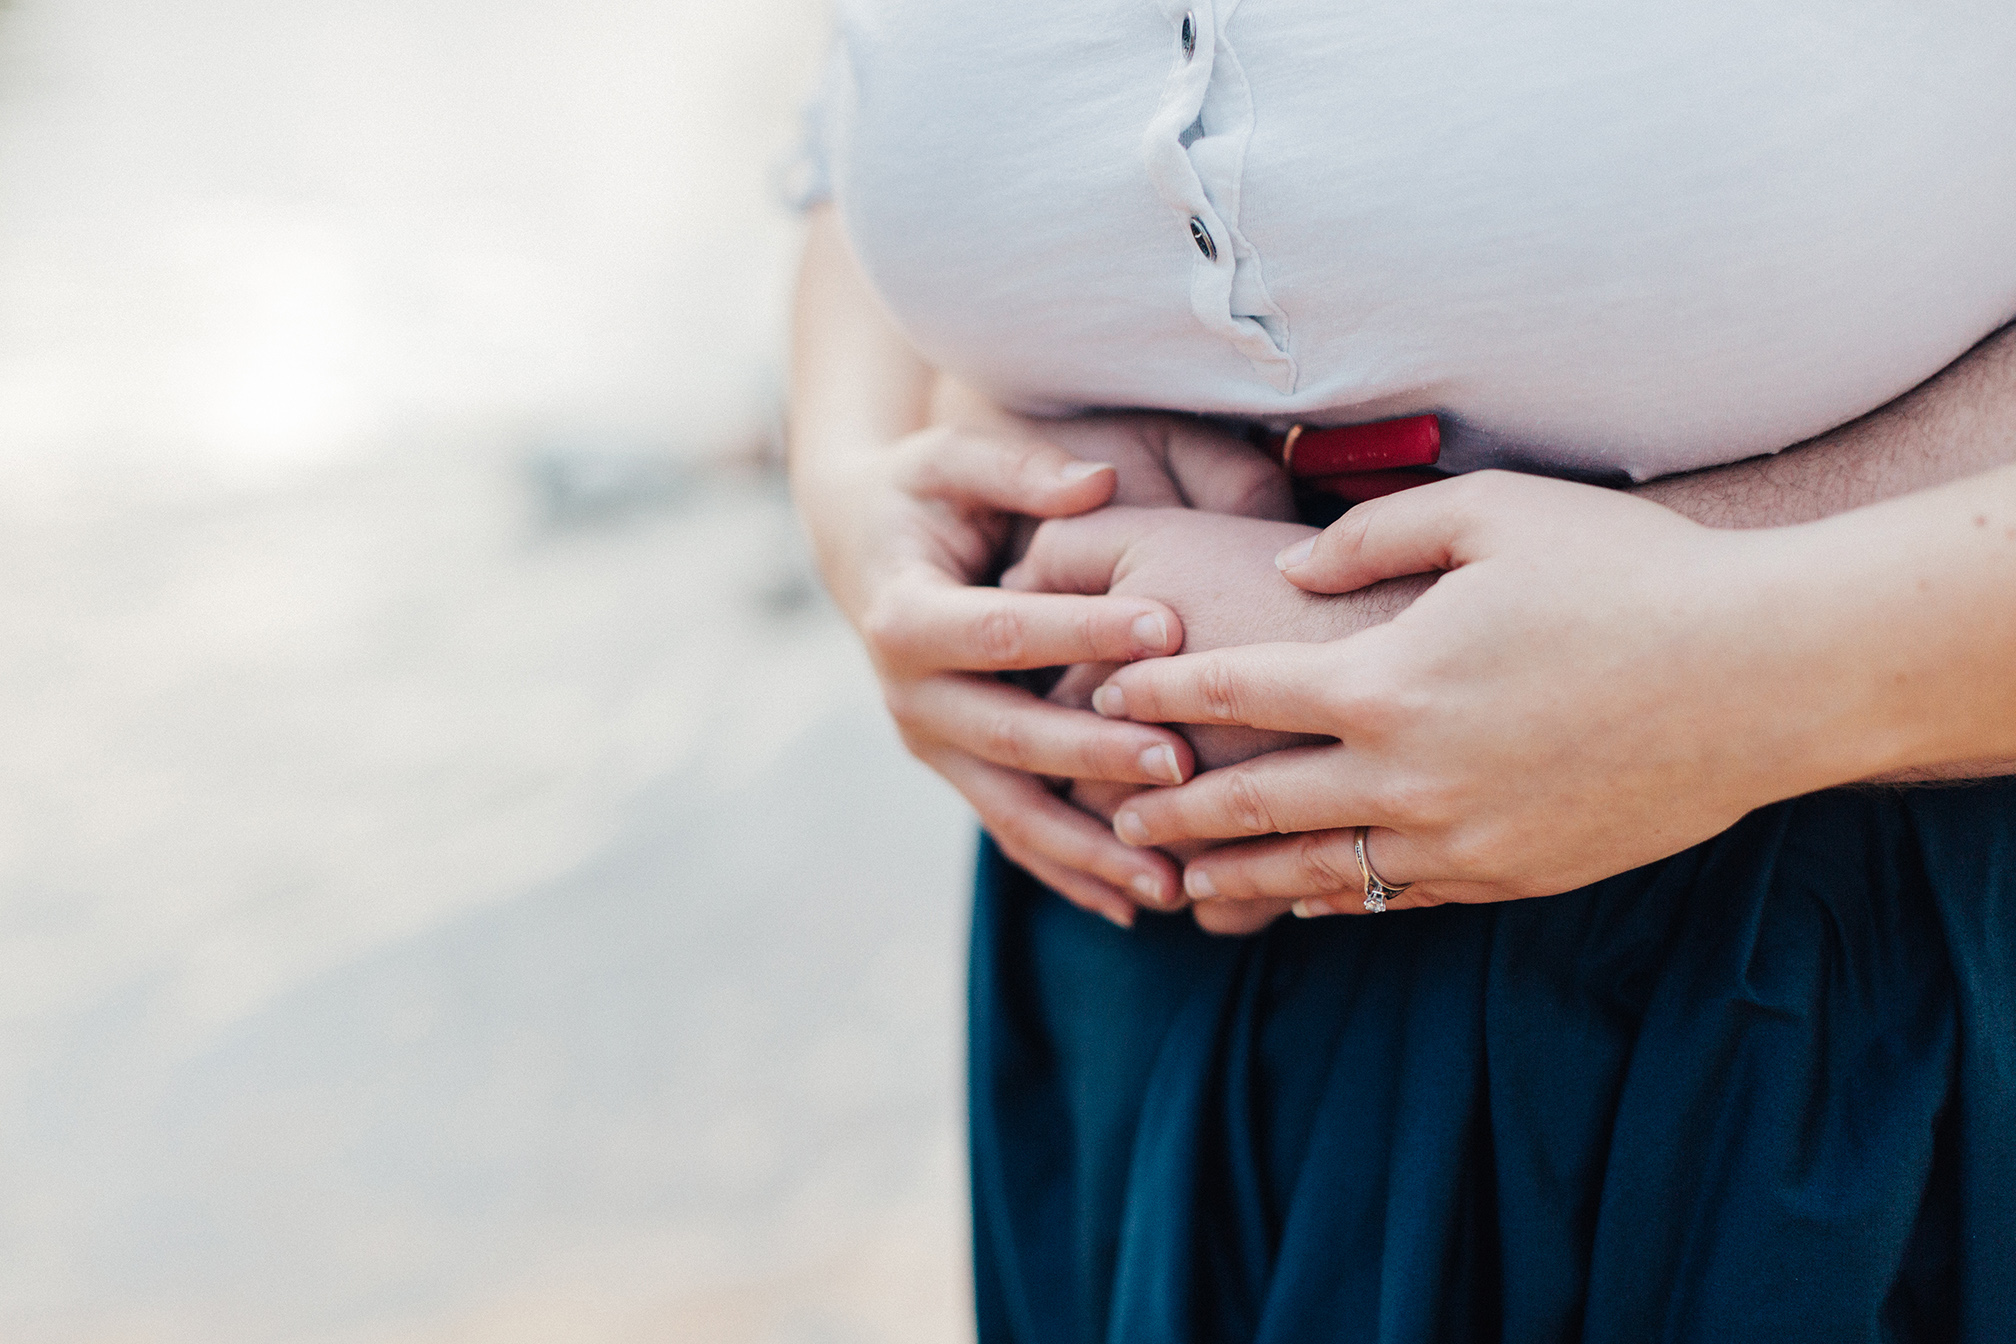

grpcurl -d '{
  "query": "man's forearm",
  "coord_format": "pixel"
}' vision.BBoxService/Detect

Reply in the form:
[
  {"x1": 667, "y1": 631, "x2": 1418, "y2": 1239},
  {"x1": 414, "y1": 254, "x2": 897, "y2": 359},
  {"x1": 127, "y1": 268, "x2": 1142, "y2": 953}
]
[
  {"x1": 1636, "y1": 321, "x2": 2016, "y2": 527},
  {"x1": 1633, "y1": 320, "x2": 2016, "y2": 781}
]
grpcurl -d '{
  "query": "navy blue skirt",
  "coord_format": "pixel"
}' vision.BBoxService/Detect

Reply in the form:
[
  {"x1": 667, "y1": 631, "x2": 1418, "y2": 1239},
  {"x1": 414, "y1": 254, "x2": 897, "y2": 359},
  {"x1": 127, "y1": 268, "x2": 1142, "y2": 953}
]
[{"x1": 969, "y1": 781, "x2": 2016, "y2": 1343}]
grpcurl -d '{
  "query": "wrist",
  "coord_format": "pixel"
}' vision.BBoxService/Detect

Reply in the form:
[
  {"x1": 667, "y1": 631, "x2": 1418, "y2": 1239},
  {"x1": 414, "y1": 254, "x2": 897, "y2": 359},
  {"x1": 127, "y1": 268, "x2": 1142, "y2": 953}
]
[{"x1": 1714, "y1": 520, "x2": 1948, "y2": 799}]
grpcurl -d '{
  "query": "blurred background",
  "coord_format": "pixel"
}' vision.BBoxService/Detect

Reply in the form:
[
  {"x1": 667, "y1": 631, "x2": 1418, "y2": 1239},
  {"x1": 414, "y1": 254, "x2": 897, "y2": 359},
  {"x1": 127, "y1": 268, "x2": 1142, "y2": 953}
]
[{"x1": 0, "y1": 1, "x2": 976, "y2": 1339}]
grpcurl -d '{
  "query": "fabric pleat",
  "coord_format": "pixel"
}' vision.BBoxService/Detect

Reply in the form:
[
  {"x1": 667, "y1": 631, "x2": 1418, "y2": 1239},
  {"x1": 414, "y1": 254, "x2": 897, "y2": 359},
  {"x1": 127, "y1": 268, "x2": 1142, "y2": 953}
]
[{"x1": 970, "y1": 781, "x2": 2016, "y2": 1343}]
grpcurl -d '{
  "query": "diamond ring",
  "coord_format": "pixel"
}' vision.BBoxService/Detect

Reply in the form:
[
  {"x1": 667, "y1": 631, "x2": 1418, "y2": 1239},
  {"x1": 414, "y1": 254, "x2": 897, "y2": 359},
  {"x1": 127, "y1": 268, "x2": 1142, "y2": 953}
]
[{"x1": 1354, "y1": 826, "x2": 1412, "y2": 914}]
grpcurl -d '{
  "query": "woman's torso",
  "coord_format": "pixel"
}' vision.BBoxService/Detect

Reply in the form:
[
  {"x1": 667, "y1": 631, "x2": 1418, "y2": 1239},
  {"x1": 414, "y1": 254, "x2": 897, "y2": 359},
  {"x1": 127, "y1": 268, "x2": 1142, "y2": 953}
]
[{"x1": 821, "y1": 0, "x2": 2016, "y2": 480}]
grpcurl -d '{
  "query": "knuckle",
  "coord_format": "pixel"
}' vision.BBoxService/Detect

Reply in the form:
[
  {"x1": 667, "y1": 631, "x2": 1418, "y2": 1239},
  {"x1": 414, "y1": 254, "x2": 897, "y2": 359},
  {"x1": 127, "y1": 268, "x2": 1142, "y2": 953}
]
[
  {"x1": 1197, "y1": 659, "x2": 1243, "y2": 723},
  {"x1": 1451, "y1": 468, "x2": 1504, "y2": 501},
  {"x1": 1295, "y1": 832, "x2": 1354, "y2": 893},
  {"x1": 899, "y1": 426, "x2": 957, "y2": 492},
  {"x1": 973, "y1": 605, "x2": 1028, "y2": 666},
  {"x1": 1227, "y1": 473, "x2": 1290, "y2": 521},
  {"x1": 1017, "y1": 519, "x2": 1067, "y2": 582},
  {"x1": 1453, "y1": 469, "x2": 1524, "y2": 518},
  {"x1": 985, "y1": 804, "x2": 1041, "y2": 855},
  {"x1": 991, "y1": 834, "x2": 1049, "y2": 886},
  {"x1": 1197, "y1": 444, "x2": 1292, "y2": 517},
  {"x1": 979, "y1": 711, "x2": 1030, "y2": 770},
  {"x1": 1440, "y1": 823, "x2": 1505, "y2": 878},
  {"x1": 1077, "y1": 607, "x2": 1111, "y2": 661},
  {"x1": 859, "y1": 597, "x2": 914, "y2": 664},
  {"x1": 1009, "y1": 440, "x2": 1053, "y2": 490},
  {"x1": 1222, "y1": 770, "x2": 1278, "y2": 834},
  {"x1": 1023, "y1": 516, "x2": 1062, "y2": 555},
  {"x1": 1322, "y1": 668, "x2": 1408, "y2": 738},
  {"x1": 1404, "y1": 883, "x2": 1452, "y2": 911},
  {"x1": 1093, "y1": 732, "x2": 1142, "y2": 780},
  {"x1": 1382, "y1": 775, "x2": 1449, "y2": 831},
  {"x1": 1313, "y1": 678, "x2": 1362, "y2": 729}
]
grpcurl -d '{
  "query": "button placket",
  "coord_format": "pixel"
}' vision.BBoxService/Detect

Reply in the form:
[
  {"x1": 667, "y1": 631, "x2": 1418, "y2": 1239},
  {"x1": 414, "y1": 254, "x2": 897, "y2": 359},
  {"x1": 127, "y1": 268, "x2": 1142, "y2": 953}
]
[
  {"x1": 1143, "y1": 0, "x2": 1296, "y2": 392},
  {"x1": 1174, "y1": 8, "x2": 1215, "y2": 265}
]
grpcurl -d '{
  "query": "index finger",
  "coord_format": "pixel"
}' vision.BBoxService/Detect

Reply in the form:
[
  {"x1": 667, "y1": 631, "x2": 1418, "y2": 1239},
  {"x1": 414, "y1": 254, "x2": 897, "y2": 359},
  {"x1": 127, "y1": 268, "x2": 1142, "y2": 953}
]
[
  {"x1": 899, "y1": 426, "x2": 1119, "y2": 519},
  {"x1": 1091, "y1": 642, "x2": 1340, "y2": 735},
  {"x1": 865, "y1": 575, "x2": 1183, "y2": 674},
  {"x1": 999, "y1": 507, "x2": 1167, "y2": 597},
  {"x1": 1111, "y1": 744, "x2": 1386, "y2": 845}
]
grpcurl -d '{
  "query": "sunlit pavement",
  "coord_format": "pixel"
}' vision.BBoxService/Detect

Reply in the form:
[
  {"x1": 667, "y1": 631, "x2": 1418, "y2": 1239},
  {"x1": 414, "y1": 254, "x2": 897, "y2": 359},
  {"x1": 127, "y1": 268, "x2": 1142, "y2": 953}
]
[{"x1": 0, "y1": 2, "x2": 977, "y2": 1339}]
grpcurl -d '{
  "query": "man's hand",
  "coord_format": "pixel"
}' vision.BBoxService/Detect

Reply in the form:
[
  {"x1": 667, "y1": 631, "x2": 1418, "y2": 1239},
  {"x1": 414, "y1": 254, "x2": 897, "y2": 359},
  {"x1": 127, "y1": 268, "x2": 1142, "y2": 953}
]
[{"x1": 1003, "y1": 506, "x2": 1430, "y2": 932}]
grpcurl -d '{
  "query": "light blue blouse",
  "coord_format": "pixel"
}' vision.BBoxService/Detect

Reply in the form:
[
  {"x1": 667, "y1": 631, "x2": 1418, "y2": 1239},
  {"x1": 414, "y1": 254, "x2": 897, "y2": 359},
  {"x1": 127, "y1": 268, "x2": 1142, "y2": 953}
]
[{"x1": 807, "y1": 0, "x2": 2016, "y2": 480}]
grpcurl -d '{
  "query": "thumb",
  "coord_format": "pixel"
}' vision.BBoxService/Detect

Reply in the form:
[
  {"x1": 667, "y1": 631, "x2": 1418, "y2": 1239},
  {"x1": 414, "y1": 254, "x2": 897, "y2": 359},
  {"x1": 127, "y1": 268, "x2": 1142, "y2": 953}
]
[
  {"x1": 1000, "y1": 507, "x2": 1162, "y2": 596},
  {"x1": 1271, "y1": 473, "x2": 1503, "y2": 593}
]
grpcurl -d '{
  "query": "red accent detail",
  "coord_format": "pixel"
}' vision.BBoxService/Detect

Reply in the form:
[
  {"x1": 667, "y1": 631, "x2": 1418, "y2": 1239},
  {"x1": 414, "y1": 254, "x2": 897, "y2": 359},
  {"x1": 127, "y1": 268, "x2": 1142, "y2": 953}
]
[
  {"x1": 1274, "y1": 414, "x2": 1441, "y2": 477},
  {"x1": 1304, "y1": 468, "x2": 1444, "y2": 503}
]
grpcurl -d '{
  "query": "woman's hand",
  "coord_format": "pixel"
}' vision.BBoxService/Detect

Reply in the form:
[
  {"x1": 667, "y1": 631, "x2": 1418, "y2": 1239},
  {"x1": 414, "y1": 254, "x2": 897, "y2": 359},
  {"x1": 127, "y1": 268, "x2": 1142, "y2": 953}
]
[
  {"x1": 792, "y1": 209, "x2": 1297, "y2": 926},
  {"x1": 796, "y1": 418, "x2": 1208, "y2": 927},
  {"x1": 1004, "y1": 505, "x2": 1431, "y2": 931},
  {"x1": 930, "y1": 382, "x2": 1295, "y2": 528},
  {"x1": 798, "y1": 397, "x2": 1299, "y2": 930},
  {"x1": 1089, "y1": 472, "x2": 1847, "y2": 913}
]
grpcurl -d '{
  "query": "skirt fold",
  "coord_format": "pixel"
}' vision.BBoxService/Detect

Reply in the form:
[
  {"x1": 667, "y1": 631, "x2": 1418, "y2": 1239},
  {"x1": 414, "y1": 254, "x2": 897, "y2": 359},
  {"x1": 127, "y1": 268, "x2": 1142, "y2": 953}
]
[{"x1": 970, "y1": 781, "x2": 2016, "y2": 1344}]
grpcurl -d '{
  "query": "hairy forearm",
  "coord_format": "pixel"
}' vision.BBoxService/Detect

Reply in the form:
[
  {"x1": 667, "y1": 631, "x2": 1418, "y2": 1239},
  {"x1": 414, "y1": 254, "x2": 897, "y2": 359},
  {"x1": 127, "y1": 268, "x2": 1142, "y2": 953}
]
[
  {"x1": 1635, "y1": 320, "x2": 2016, "y2": 781},
  {"x1": 1637, "y1": 321, "x2": 2016, "y2": 527}
]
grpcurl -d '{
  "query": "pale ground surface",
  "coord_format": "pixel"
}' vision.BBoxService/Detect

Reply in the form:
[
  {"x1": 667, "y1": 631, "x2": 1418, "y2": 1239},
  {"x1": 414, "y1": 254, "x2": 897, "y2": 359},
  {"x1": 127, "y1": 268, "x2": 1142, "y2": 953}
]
[{"x1": 0, "y1": 2, "x2": 977, "y2": 1340}]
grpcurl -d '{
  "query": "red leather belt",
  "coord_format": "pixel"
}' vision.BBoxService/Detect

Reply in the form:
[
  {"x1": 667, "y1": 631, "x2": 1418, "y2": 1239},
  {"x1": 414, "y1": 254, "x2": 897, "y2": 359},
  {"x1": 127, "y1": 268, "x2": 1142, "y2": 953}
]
[{"x1": 1266, "y1": 413, "x2": 1443, "y2": 503}]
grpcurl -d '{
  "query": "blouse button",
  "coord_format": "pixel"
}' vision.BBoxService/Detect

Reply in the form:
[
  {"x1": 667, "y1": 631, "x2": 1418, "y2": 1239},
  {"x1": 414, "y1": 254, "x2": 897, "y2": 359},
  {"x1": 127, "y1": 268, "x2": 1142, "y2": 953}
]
[
  {"x1": 1181, "y1": 11, "x2": 1196, "y2": 59},
  {"x1": 1188, "y1": 216, "x2": 1217, "y2": 261}
]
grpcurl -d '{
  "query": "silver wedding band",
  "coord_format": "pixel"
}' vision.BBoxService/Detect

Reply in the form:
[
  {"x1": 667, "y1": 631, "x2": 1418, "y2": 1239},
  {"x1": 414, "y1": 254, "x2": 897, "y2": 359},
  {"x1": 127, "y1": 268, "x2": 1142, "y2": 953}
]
[{"x1": 1354, "y1": 826, "x2": 1411, "y2": 914}]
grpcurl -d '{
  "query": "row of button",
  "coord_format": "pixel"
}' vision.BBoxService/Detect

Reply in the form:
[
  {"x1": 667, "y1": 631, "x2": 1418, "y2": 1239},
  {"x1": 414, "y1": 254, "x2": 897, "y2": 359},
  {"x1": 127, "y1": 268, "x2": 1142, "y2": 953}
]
[
  {"x1": 1149, "y1": 1, "x2": 1297, "y2": 386},
  {"x1": 1179, "y1": 11, "x2": 1212, "y2": 261}
]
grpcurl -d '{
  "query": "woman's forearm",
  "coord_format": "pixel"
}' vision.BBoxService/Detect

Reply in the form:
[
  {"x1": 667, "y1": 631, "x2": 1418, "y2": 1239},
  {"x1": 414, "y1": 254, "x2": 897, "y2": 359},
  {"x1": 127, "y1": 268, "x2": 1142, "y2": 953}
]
[
  {"x1": 785, "y1": 207, "x2": 1213, "y2": 923},
  {"x1": 790, "y1": 207, "x2": 934, "y2": 473},
  {"x1": 1086, "y1": 459, "x2": 2016, "y2": 905},
  {"x1": 1631, "y1": 320, "x2": 2016, "y2": 779},
  {"x1": 788, "y1": 206, "x2": 940, "y2": 622},
  {"x1": 1637, "y1": 321, "x2": 2016, "y2": 527},
  {"x1": 1769, "y1": 463, "x2": 2016, "y2": 783}
]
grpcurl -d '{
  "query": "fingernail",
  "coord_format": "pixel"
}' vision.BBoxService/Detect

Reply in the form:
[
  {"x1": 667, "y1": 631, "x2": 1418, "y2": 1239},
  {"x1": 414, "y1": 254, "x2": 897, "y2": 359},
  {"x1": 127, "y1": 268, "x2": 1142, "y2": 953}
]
[
  {"x1": 1274, "y1": 537, "x2": 1316, "y2": 572},
  {"x1": 1139, "y1": 743, "x2": 1180, "y2": 783},
  {"x1": 1114, "y1": 811, "x2": 1150, "y2": 845},
  {"x1": 1291, "y1": 898, "x2": 1336, "y2": 919},
  {"x1": 1060, "y1": 460, "x2": 1115, "y2": 483},
  {"x1": 1131, "y1": 873, "x2": 1169, "y2": 907},
  {"x1": 1185, "y1": 868, "x2": 1218, "y2": 900},
  {"x1": 1093, "y1": 685, "x2": 1127, "y2": 718},
  {"x1": 1130, "y1": 613, "x2": 1169, "y2": 652},
  {"x1": 1100, "y1": 906, "x2": 1135, "y2": 929}
]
